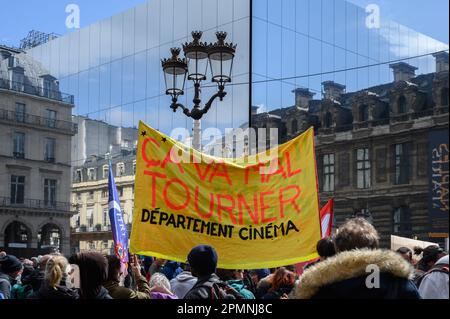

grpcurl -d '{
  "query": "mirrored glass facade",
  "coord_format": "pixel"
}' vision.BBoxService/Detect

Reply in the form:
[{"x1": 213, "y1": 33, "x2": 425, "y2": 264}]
[
  {"x1": 251, "y1": 0, "x2": 449, "y2": 114},
  {"x1": 26, "y1": 0, "x2": 251, "y2": 144},
  {"x1": 25, "y1": 0, "x2": 448, "y2": 163}
]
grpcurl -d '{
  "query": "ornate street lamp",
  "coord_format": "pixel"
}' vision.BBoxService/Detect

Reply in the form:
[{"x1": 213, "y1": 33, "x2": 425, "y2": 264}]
[{"x1": 161, "y1": 30, "x2": 236, "y2": 123}]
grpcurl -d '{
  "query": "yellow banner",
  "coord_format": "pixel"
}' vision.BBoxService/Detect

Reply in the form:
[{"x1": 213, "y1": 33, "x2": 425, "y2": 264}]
[{"x1": 130, "y1": 121, "x2": 321, "y2": 269}]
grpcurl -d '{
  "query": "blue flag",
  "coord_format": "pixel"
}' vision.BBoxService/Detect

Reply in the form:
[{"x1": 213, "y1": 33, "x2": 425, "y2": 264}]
[{"x1": 108, "y1": 162, "x2": 129, "y2": 264}]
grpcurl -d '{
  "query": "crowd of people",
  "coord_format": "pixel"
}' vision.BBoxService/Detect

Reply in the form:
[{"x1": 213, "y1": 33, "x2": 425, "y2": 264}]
[{"x1": 0, "y1": 218, "x2": 448, "y2": 300}]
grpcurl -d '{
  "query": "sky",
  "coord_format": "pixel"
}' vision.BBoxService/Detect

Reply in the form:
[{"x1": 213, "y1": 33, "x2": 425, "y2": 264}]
[
  {"x1": 349, "y1": 0, "x2": 449, "y2": 43},
  {"x1": 0, "y1": 0, "x2": 448, "y2": 48}
]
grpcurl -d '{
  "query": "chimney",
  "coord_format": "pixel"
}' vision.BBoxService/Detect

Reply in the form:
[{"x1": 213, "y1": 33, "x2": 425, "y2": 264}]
[
  {"x1": 389, "y1": 62, "x2": 417, "y2": 82},
  {"x1": 432, "y1": 51, "x2": 449, "y2": 73},
  {"x1": 292, "y1": 88, "x2": 315, "y2": 110},
  {"x1": 251, "y1": 105, "x2": 260, "y2": 116},
  {"x1": 322, "y1": 81, "x2": 346, "y2": 101}
]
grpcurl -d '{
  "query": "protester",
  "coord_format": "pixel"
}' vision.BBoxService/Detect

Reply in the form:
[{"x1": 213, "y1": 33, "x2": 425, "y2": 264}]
[
  {"x1": 414, "y1": 245, "x2": 446, "y2": 284},
  {"x1": 304, "y1": 237, "x2": 336, "y2": 270},
  {"x1": 68, "y1": 251, "x2": 112, "y2": 299},
  {"x1": 0, "y1": 254, "x2": 23, "y2": 299},
  {"x1": 396, "y1": 247, "x2": 413, "y2": 264},
  {"x1": 148, "y1": 273, "x2": 177, "y2": 299},
  {"x1": 10, "y1": 264, "x2": 40, "y2": 299},
  {"x1": 184, "y1": 245, "x2": 239, "y2": 299},
  {"x1": 217, "y1": 269, "x2": 255, "y2": 299},
  {"x1": 418, "y1": 255, "x2": 449, "y2": 299},
  {"x1": 30, "y1": 256, "x2": 79, "y2": 299},
  {"x1": 148, "y1": 258, "x2": 166, "y2": 278},
  {"x1": 169, "y1": 265, "x2": 197, "y2": 299},
  {"x1": 261, "y1": 267, "x2": 295, "y2": 299},
  {"x1": 104, "y1": 255, "x2": 151, "y2": 299},
  {"x1": 292, "y1": 218, "x2": 420, "y2": 299},
  {"x1": 161, "y1": 261, "x2": 183, "y2": 281}
]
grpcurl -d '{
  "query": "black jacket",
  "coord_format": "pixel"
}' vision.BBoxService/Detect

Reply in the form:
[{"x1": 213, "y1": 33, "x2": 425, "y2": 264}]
[
  {"x1": 30, "y1": 282, "x2": 79, "y2": 300},
  {"x1": 183, "y1": 274, "x2": 241, "y2": 300},
  {"x1": 292, "y1": 249, "x2": 420, "y2": 299}
]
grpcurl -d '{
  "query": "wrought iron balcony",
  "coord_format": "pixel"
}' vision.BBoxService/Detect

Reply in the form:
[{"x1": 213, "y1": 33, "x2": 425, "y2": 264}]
[
  {"x1": 0, "y1": 78, "x2": 74, "y2": 104},
  {"x1": 0, "y1": 109, "x2": 78, "y2": 135},
  {"x1": 0, "y1": 196, "x2": 75, "y2": 213}
]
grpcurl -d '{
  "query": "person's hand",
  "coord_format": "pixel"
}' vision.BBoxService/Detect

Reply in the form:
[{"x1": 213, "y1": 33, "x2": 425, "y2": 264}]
[
  {"x1": 280, "y1": 293, "x2": 289, "y2": 299},
  {"x1": 131, "y1": 255, "x2": 141, "y2": 278}
]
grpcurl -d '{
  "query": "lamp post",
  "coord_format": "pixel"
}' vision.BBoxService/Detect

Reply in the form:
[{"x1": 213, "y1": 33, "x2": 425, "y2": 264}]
[{"x1": 161, "y1": 31, "x2": 236, "y2": 150}]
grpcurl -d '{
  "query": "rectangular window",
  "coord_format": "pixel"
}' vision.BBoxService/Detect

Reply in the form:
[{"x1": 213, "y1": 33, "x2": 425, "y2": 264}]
[
  {"x1": 116, "y1": 163, "x2": 125, "y2": 177},
  {"x1": 13, "y1": 132, "x2": 25, "y2": 158},
  {"x1": 103, "y1": 208, "x2": 109, "y2": 226},
  {"x1": 86, "y1": 208, "x2": 94, "y2": 228},
  {"x1": 44, "y1": 179, "x2": 57, "y2": 206},
  {"x1": 44, "y1": 138, "x2": 56, "y2": 162},
  {"x1": 15, "y1": 103, "x2": 25, "y2": 122},
  {"x1": 356, "y1": 148, "x2": 371, "y2": 189},
  {"x1": 46, "y1": 109, "x2": 57, "y2": 128},
  {"x1": 117, "y1": 187, "x2": 123, "y2": 197},
  {"x1": 323, "y1": 154, "x2": 335, "y2": 192},
  {"x1": 10, "y1": 175, "x2": 25, "y2": 204},
  {"x1": 103, "y1": 165, "x2": 109, "y2": 179},
  {"x1": 87, "y1": 168, "x2": 96, "y2": 181},
  {"x1": 101, "y1": 189, "x2": 108, "y2": 198},
  {"x1": 133, "y1": 160, "x2": 136, "y2": 175},
  {"x1": 74, "y1": 169, "x2": 82, "y2": 183},
  {"x1": 393, "y1": 206, "x2": 412, "y2": 236},
  {"x1": 395, "y1": 143, "x2": 410, "y2": 185},
  {"x1": 88, "y1": 191, "x2": 94, "y2": 200}
]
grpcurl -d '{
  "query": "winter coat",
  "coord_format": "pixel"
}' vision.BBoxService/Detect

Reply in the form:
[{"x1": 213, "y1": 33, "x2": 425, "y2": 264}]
[
  {"x1": 0, "y1": 272, "x2": 12, "y2": 299},
  {"x1": 95, "y1": 286, "x2": 113, "y2": 299},
  {"x1": 104, "y1": 275, "x2": 151, "y2": 299},
  {"x1": 30, "y1": 281, "x2": 79, "y2": 300},
  {"x1": 418, "y1": 256, "x2": 449, "y2": 299},
  {"x1": 170, "y1": 271, "x2": 197, "y2": 299},
  {"x1": 292, "y1": 249, "x2": 420, "y2": 299},
  {"x1": 226, "y1": 280, "x2": 255, "y2": 299}
]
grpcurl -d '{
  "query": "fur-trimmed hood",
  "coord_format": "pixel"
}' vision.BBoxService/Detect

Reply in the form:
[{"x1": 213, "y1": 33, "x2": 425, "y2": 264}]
[{"x1": 293, "y1": 249, "x2": 415, "y2": 299}]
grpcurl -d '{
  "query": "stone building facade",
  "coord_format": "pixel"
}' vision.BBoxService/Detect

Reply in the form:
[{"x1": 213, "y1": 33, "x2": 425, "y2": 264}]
[
  {"x1": 252, "y1": 53, "x2": 449, "y2": 247},
  {"x1": 0, "y1": 45, "x2": 77, "y2": 257},
  {"x1": 70, "y1": 152, "x2": 136, "y2": 255}
]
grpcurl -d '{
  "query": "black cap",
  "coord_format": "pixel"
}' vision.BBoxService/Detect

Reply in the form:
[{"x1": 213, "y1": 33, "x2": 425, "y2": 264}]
[
  {"x1": 187, "y1": 245, "x2": 218, "y2": 276},
  {"x1": 0, "y1": 255, "x2": 23, "y2": 274}
]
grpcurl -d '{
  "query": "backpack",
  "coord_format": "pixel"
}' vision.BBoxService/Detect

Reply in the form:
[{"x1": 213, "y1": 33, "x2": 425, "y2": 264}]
[
  {"x1": 415, "y1": 264, "x2": 449, "y2": 288},
  {"x1": 200, "y1": 280, "x2": 245, "y2": 300}
]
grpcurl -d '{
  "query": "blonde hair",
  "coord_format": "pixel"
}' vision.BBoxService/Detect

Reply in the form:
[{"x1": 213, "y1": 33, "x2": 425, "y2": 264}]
[{"x1": 45, "y1": 256, "x2": 68, "y2": 287}]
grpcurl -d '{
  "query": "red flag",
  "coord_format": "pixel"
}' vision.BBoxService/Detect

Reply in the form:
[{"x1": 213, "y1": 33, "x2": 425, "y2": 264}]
[
  {"x1": 320, "y1": 198, "x2": 334, "y2": 238},
  {"x1": 295, "y1": 199, "x2": 334, "y2": 275}
]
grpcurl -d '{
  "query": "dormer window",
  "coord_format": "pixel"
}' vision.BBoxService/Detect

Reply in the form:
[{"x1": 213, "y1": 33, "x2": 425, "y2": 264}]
[
  {"x1": 10, "y1": 69, "x2": 24, "y2": 91},
  {"x1": 441, "y1": 88, "x2": 449, "y2": 106},
  {"x1": 359, "y1": 105, "x2": 369, "y2": 122},
  {"x1": 291, "y1": 119, "x2": 298, "y2": 134},
  {"x1": 102, "y1": 165, "x2": 109, "y2": 179},
  {"x1": 87, "y1": 168, "x2": 96, "y2": 181},
  {"x1": 324, "y1": 112, "x2": 333, "y2": 128},
  {"x1": 116, "y1": 163, "x2": 125, "y2": 177},
  {"x1": 397, "y1": 96, "x2": 408, "y2": 114}
]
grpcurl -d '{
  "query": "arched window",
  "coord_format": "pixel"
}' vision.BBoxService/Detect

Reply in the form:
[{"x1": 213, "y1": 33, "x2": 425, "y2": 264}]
[
  {"x1": 4, "y1": 221, "x2": 31, "y2": 248},
  {"x1": 324, "y1": 112, "x2": 333, "y2": 128},
  {"x1": 359, "y1": 105, "x2": 369, "y2": 121},
  {"x1": 291, "y1": 119, "x2": 298, "y2": 134},
  {"x1": 397, "y1": 96, "x2": 408, "y2": 114},
  {"x1": 441, "y1": 88, "x2": 449, "y2": 106}
]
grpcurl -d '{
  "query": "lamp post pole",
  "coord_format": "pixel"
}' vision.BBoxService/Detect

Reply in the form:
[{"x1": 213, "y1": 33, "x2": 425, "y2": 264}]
[{"x1": 161, "y1": 31, "x2": 236, "y2": 150}]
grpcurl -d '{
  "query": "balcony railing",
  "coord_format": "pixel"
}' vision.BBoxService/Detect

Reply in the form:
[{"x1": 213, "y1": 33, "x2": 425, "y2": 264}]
[
  {"x1": 0, "y1": 109, "x2": 78, "y2": 135},
  {"x1": 0, "y1": 196, "x2": 74, "y2": 213},
  {"x1": 0, "y1": 78, "x2": 74, "y2": 104}
]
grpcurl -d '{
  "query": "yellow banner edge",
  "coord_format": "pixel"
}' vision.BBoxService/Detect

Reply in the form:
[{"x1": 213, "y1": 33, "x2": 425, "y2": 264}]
[{"x1": 130, "y1": 248, "x2": 320, "y2": 270}]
